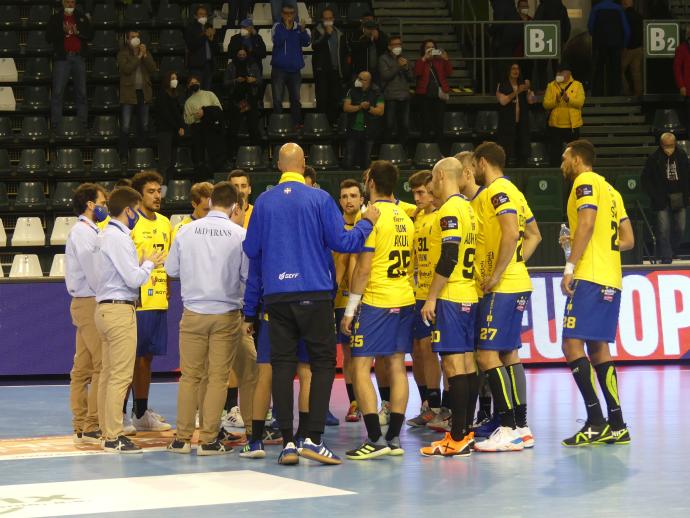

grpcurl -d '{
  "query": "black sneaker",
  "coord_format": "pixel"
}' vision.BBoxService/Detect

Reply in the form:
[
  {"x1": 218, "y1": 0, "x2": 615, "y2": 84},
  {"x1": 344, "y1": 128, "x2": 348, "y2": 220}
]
[
  {"x1": 598, "y1": 424, "x2": 631, "y2": 445},
  {"x1": 81, "y1": 430, "x2": 102, "y2": 445},
  {"x1": 217, "y1": 428, "x2": 244, "y2": 443},
  {"x1": 345, "y1": 440, "x2": 391, "y2": 460},
  {"x1": 262, "y1": 427, "x2": 283, "y2": 445},
  {"x1": 103, "y1": 435, "x2": 142, "y2": 454},
  {"x1": 562, "y1": 422, "x2": 610, "y2": 447},
  {"x1": 198, "y1": 439, "x2": 233, "y2": 456},
  {"x1": 167, "y1": 439, "x2": 191, "y2": 454}
]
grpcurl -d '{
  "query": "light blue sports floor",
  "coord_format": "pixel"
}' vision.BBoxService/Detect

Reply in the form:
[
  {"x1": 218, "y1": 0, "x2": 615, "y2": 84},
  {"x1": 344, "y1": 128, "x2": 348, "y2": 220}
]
[{"x1": 0, "y1": 365, "x2": 689, "y2": 517}]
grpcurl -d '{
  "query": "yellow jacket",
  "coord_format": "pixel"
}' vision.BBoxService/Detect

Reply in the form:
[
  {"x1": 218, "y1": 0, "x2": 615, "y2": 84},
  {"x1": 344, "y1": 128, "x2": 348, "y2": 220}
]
[{"x1": 542, "y1": 78, "x2": 585, "y2": 129}]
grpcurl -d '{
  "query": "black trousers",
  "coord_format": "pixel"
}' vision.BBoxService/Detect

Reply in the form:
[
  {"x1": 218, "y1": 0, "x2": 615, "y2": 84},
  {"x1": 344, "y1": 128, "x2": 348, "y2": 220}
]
[
  {"x1": 266, "y1": 299, "x2": 337, "y2": 434},
  {"x1": 156, "y1": 131, "x2": 177, "y2": 179},
  {"x1": 418, "y1": 95, "x2": 445, "y2": 141},
  {"x1": 548, "y1": 126, "x2": 579, "y2": 166},
  {"x1": 190, "y1": 122, "x2": 225, "y2": 173},
  {"x1": 497, "y1": 124, "x2": 530, "y2": 167},
  {"x1": 592, "y1": 46, "x2": 622, "y2": 97},
  {"x1": 314, "y1": 68, "x2": 343, "y2": 125}
]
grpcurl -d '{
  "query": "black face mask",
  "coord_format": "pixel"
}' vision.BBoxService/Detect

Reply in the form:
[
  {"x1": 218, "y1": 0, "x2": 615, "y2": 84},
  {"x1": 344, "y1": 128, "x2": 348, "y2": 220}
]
[{"x1": 189, "y1": 84, "x2": 200, "y2": 93}]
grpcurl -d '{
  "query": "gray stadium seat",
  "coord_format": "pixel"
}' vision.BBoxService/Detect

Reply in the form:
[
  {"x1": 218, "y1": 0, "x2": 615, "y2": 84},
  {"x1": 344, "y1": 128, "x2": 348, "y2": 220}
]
[
  {"x1": 303, "y1": 113, "x2": 333, "y2": 139},
  {"x1": 91, "y1": 57, "x2": 118, "y2": 80},
  {"x1": 127, "y1": 148, "x2": 156, "y2": 172},
  {"x1": 529, "y1": 109, "x2": 548, "y2": 136},
  {"x1": 652, "y1": 109, "x2": 684, "y2": 136},
  {"x1": 55, "y1": 116, "x2": 85, "y2": 142},
  {"x1": 18, "y1": 149, "x2": 48, "y2": 175},
  {"x1": 0, "y1": 149, "x2": 11, "y2": 174},
  {"x1": 26, "y1": 32, "x2": 52, "y2": 55},
  {"x1": 0, "y1": 182, "x2": 8, "y2": 208},
  {"x1": 164, "y1": 179, "x2": 191, "y2": 208},
  {"x1": 124, "y1": 3, "x2": 151, "y2": 27},
  {"x1": 474, "y1": 110, "x2": 499, "y2": 138},
  {"x1": 92, "y1": 86, "x2": 119, "y2": 109},
  {"x1": 450, "y1": 142, "x2": 473, "y2": 155},
  {"x1": 157, "y1": 0, "x2": 183, "y2": 26},
  {"x1": 15, "y1": 181, "x2": 46, "y2": 209},
  {"x1": 158, "y1": 30, "x2": 186, "y2": 52},
  {"x1": 236, "y1": 146, "x2": 266, "y2": 171},
  {"x1": 443, "y1": 111, "x2": 472, "y2": 138},
  {"x1": 160, "y1": 56, "x2": 185, "y2": 75},
  {"x1": 23, "y1": 58, "x2": 51, "y2": 81},
  {"x1": 93, "y1": 3, "x2": 118, "y2": 27},
  {"x1": 308, "y1": 144, "x2": 339, "y2": 170},
  {"x1": 51, "y1": 182, "x2": 80, "y2": 209},
  {"x1": 526, "y1": 142, "x2": 548, "y2": 168},
  {"x1": 172, "y1": 147, "x2": 194, "y2": 175},
  {"x1": 92, "y1": 115, "x2": 119, "y2": 141},
  {"x1": 678, "y1": 140, "x2": 690, "y2": 157},
  {"x1": 28, "y1": 4, "x2": 52, "y2": 27},
  {"x1": 52, "y1": 149, "x2": 86, "y2": 176},
  {"x1": 91, "y1": 31, "x2": 119, "y2": 54},
  {"x1": 20, "y1": 116, "x2": 49, "y2": 142},
  {"x1": 0, "y1": 116, "x2": 12, "y2": 141},
  {"x1": 268, "y1": 114, "x2": 298, "y2": 139},
  {"x1": 378, "y1": 144, "x2": 409, "y2": 167},
  {"x1": 0, "y1": 6, "x2": 20, "y2": 28},
  {"x1": 347, "y1": 2, "x2": 370, "y2": 22},
  {"x1": 0, "y1": 32, "x2": 19, "y2": 55},
  {"x1": 414, "y1": 143, "x2": 443, "y2": 169},
  {"x1": 91, "y1": 148, "x2": 121, "y2": 176},
  {"x1": 22, "y1": 86, "x2": 49, "y2": 111}
]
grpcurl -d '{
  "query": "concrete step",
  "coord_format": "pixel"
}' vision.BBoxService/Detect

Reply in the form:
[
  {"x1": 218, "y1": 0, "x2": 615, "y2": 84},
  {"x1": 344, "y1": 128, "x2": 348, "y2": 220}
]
[
  {"x1": 587, "y1": 135, "x2": 655, "y2": 145},
  {"x1": 596, "y1": 157, "x2": 647, "y2": 167},
  {"x1": 582, "y1": 105, "x2": 642, "y2": 115},
  {"x1": 597, "y1": 146, "x2": 656, "y2": 156},
  {"x1": 375, "y1": 8, "x2": 450, "y2": 17},
  {"x1": 585, "y1": 96, "x2": 639, "y2": 105},
  {"x1": 581, "y1": 125, "x2": 651, "y2": 135},
  {"x1": 585, "y1": 115, "x2": 646, "y2": 125},
  {"x1": 380, "y1": 24, "x2": 455, "y2": 34}
]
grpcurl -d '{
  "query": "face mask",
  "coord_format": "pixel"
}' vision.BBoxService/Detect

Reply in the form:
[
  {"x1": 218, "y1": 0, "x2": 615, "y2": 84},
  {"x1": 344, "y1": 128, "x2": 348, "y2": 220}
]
[
  {"x1": 170, "y1": 79, "x2": 178, "y2": 89},
  {"x1": 392, "y1": 47, "x2": 402, "y2": 56},
  {"x1": 93, "y1": 204, "x2": 109, "y2": 223},
  {"x1": 189, "y1": 83, "x2": 200, "y2": 93},
  {"x1": 520, "y1": 8, "x2": 529, "y2": 14},
  {"x1": 130, "y1": 37, "x2": 140, "y2": 48},
  {"x1": 240, "y1": 28, "x2": 249, "y2": 37},
  {"x1": 64, "y1": 7, "x2": 74, "y2": 14},
  {"x1": 323, "y1": 20, "x2": 334, "y2": 27},
  {"x1": 126, "y1": 208, "x2": 139, "y2": 230},
  {"x1": 197, "y1": 16, "x2": 207, "y2": 25},
  {"x1": 354, "y1": 79, "x2": 363, "y2": 88},
  {"x1": 556, "y1": 75, "x2": 565, "y2": 83}
]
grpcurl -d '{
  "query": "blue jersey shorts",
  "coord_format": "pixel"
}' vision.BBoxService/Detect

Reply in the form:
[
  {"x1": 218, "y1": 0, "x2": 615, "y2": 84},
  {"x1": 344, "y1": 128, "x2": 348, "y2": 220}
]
[
  {"x1": 431, "y1": 299, "x2": 477, "y2": 354},
  {"x1": 256, "y1": 315, "x2": 310, "y2": 364},
  {"x1": 412, "y1": 299, "x2": 433, "y2": 340},
  {"x1": 476, "y1": 292, "x2": 531, "y2": 351},
  {"x1": 136, "y1": 310, "x2": 168, "y2": 357},
  {"x1": 350, "y1": 304, "x2": 415, "y2": 358},
  {"x1": 562, "y1": 279, "x2": 621, "y2": 343}
]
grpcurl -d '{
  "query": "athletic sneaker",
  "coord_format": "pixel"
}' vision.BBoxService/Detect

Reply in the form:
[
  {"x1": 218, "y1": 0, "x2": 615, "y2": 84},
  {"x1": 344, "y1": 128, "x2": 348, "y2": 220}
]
[
  {"x1": 198, "y1": 439, "x2": 233, "y2": 456},
  {"x1": 325, "y1": 409, "x2": 340, "y2": 426},
  {"x1": 517, "y1": 426, "x2": 535, "y2": 448},
  {"x1": 474, "y1": 413, "x2": 500, "y2": 437},
  {"x1": 472, "y1": 415, "x2": 492, "y2": 430},
  {"x1": 217, "y1": 428, "x2": 245, "y2": 444},
  {"x1": 345, "y1": 439, "x2": 391, "y2": 460},
  {"x1": 299, "y1": 438, "x2": 342, "y2": 465},
  {"x1": 426, "y1": 407, "x2": 451, "y2": 432},
  {"x1": 73, "y1": 430, "x2": 101, "y2": 445},
  {"x1": 167, "y1": 439, "x2": 191, "y2": 454},
  {"x1": 148, "y1": 408, "x2": 166, "y2": 422},
  {"x1": 387, "y1": 437, "x2": 404, "y2": 456},
  {"x1": 378, "y1": 401, "x2": 391, "y2": 426},
  {"x1": 132, "y1": 410, "x2": 172, "y2": 432},
  {"x1": 262, "y1": 427, "x2": 283, "y2": 445},
  {"x1": 474, "y1": 426, "x2": 524, "y2": 452},
  {"x1": 562, "y1": 422, "x2": 610, "y2": 447},
  {"x1": 239, "y1": 440, "x2": 266, "y2": 459},
  {"x1": 103, "y1": 435, "x2": 142, "y2": 454},
  {"x1": 295, "y1": 436, "x2": 305, "y2": 451},
  {"x1": 222, "y1": 406, "x2": 244, "y2": 429},
  {"x1": 600, "y1": 425, "x2": 631, "y2": 445},
  {"x1": 72, "y1": 432, "x2": 83, "y2": 444},
  {"x1": 345, "y1": 401, "x2": 361, "y2": 422},
  {"x1": 278, "y1": 442, "x2": 299, "y2": 465},
  {"x1": 420, "y1": 432, "x2": 472, "y2": 457},
  {"x1": 264, "y1": 408, "x2": 273, "y2": 424},
  {"x1": 122, "y1": 413, "x2": 136, "y2": 436},
  {"x1": 406, "y1": 404, "x2": 437, "y2": 427}
]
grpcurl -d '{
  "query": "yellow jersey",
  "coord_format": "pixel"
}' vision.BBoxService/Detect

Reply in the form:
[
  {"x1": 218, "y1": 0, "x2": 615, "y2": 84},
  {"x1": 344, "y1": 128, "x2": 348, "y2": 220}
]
[
  {"x1": 567, "y1": 171, "x2": 626, "y2": 290},
  {"x1": 362, "y1": 200, "x2": 415, "y2": 308},
  {"x1": 354, "y1": 198, "x2": 417, "y2": 223},
  {"x1": 436, "y1": 194, "x2": 479, "y2": 304},
  {"x1": 413, "y1": 210, "x2": 440, "y2": 301},
  {"x1": 243, "y1": 203, "x2": 253, "y2": 229},
  {"x1": 334, "y1": 220, "x2": 355, "y2": 309},
  {"x1": 97, "y1": 216, "x2": 110, "y2": 231},
  {"x1": 131, "y1": 212, "x2": 171, "y2": 310},
  {"x1": 469, "y1": 187, "x2": 487, "y2": 297},
  {"x1": 171, "y1": 215, "x2": 193, "y2": 243},
  {"x1": 475, "y1": 177, "x2": 533, "y2": 294}
]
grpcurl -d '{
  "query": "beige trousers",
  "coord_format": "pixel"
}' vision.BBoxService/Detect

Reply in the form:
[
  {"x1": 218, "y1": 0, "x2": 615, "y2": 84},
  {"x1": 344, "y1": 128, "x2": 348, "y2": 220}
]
[{"x1": 622, "y1": 47, "x2": 643, "y2": 97}]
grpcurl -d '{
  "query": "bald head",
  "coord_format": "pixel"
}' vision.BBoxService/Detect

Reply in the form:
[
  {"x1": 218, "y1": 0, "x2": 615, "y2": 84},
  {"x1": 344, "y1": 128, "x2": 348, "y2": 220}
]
[
  {"x1": 278, "y1": 143, "x2": 306, "y2": 174},
  {"x1": 430, "y1": 157, "x2": 462, "y2": 200},
  {"x1": 661, "y1": 132, "x2": 677, "y2": 156},
  {"x1": 433, "y1": 157, "x2": 462, "y2": 179}
]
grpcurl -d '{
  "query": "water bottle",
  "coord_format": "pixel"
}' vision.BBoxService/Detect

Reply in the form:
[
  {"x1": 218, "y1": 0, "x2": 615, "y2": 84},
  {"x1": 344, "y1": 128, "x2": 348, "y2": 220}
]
[{"x1": 560, "y1": 224, "x2": 571, "y2": 260}]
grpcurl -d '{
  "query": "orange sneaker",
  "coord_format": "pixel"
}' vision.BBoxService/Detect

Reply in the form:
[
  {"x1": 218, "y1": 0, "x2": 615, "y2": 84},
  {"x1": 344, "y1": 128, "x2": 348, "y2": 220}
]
[{"x1": 419, "y1": 432, "x2": 472, "y2": 457}]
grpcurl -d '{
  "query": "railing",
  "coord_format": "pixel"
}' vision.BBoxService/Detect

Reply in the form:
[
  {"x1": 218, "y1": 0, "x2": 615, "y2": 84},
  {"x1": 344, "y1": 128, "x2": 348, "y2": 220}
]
[{"x1": 636, "y1": 199, "x2": 658, "y2": 263}]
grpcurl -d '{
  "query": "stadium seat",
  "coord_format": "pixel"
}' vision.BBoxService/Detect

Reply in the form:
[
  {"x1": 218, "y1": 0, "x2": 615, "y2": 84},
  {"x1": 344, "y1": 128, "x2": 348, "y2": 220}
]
[
  {"x1": 93, "y1": 3, "x2": 118, "y2": 27},
  {"x1": 99, "y1": 180, "x2": 116, "y2": 192},
  {"x1": 160, "y1": 56, "x2": 185, "y2": 75},
  {"x1": 0, "y1": 182, "x2": 8, "y2": 208},
  {"x1": 55, "y1": 116, "x2": 85, "y2": 142},
  {"x1": 0, "y1": 218, "x2": 6, "y2": 247},
  {"x1": 347, "y1": 2, "x2": 370, "y2": 22},
  {"x1": 23, "y1": 58, "x2": 51, "y2": 81},
  {"x1": 0, "y1": 150, "x2": 11, "y2": 175},
  {"x1": 614, "y1": 173, "x2": 647, "y2": 209},
  {"x1": 0, "y1": 6, "x2": 20, "y2": 28},
  {"x1": 526, "y1": 142, "x2": 548, "y2": 167},
  {"x1": 128, "y1": 147, "x2": 156, "y2": 172},
  {"x1": 11, "y1": 217, "x2": 45, "y2": 246},
  {"x1": 414, "y1": 143, "x2": 443, "y2": 169},
  {"x1": 524, "y1": 175, "x2": 563, "y2": 221},
  {"x1": 303, "y1": 113, "x2": 333, "y2": 139},
  {"x1": 20, "y1": 116, "x2": 49, "y2": 142},
  {"x1": 92, "y1": 115, "x2": 119, "y2": 141},
  {"x1": 529, "y1": 109, "x2": 548, "y2": 136},
  {"x1": 379, "y1": 144, "x2": 410, "y2": 167},
  {"x1": 303, "y1": 55, "x2": 314, "y2": 79},
  {"x1": 22, "y1": 86, "x2": 49, "y2": 111},
  {"x1": 164, "y1": 179, "x2": 191, "y2": 208},
  {"x1": 157, "y1": 0, "x2": 183, "y2": 26},
  {"x1": 308, "y1": 144, "x2": 339, "y2": 170},
  {"x1": 172, "y1": 147, "x2": 195, "y2": 175},
  {"x1": 50, "y1": 218, "x2": 78, "y2": 246},
  {"x1": 124, "y1": 3, "x2": 151, "y2": 27},
  {"x1": 236, "y1": 146, "x2": 266, "y2": 171},
  {"x1": 0, "y1": 116, "x2": 12, "y2": 141},
  {"x1": 252, "y1": 3, "x2": 273, "y2": 25},
  {"x1": 91, "y1": 31, "x2": 119, "y2": 54},
  {"x1": 300, "y1": 83, "x2": 316, "y2": 109},
  {"x1": 223, "y1": 28, "x2": 241, "y2": 53},
  {"x1": 450, "y1": 142, "x2": 473, "y2": 155},
  {"x1": 268, "y1": 113, "x2": 298, "y2": 139},
  {"x1": 49, "y1": 254, "x2": 66, "y2": 278},
  {"x1": 91, "y1": 57, "x2": 119, "y2": 80},
  {"x1": 17, "y1": 149, "x2": 48, "y2": 175},
  {"x1": 0, "y1": 85, "x2": 15, "y2": 111},
  {"x1": 0, "y1": 32, "x2": 19, "y2": 55},
  {"x1": 443, "y1": 111, "x2": 472, "y2": 138},
  {"x1": 26, "y1": 32, "x2": 52, "y2": 55},
  {"x1": 9, "y1": 255, "x2": 43, "y2": 278},
  {"x1": 158, "y1": 30, "x2": 186, "y2": 52},
  {"x1": 170, "y1": 214, "x2": 188, "y2": 228},
  {"x1": 271, "y1": 144, "x2": 282, "y2": 169},
  {"x1": 652, "y1": 109, "x2": 684, "y2": 136},
  {"x1": 91, "y1": 148, "x2": 121, "y2": 175},
  {"x1": 0, "y1": 57, "x2": 18, "y2": 82},
  {"x1": 297, "y1": 3, "x2": 312, "y2": 24},
  {"x1": 678, "y1": 140, "x2": 690, "y2": 156},
  {"x1": 474, "y1": 110, "x2": 499, "y2": 138},
  {"x1": 51, "y1": 182, "x2": 80, "y2": 210},
  {"x1": 52, "y1": 149, "x2": 86, "y2": 176},
  {"x1": 91, "y1": 85, "x2": 119, "y2": 110},
  {"x1": 28, "y1": 4, "x2": 52, "y2": 27},
  {"x1": 258, "y1": 29, "x2": 272, "y2": 52},
  {"x1": 15, "y1": 182, "x2": 46, "y2": 209}
]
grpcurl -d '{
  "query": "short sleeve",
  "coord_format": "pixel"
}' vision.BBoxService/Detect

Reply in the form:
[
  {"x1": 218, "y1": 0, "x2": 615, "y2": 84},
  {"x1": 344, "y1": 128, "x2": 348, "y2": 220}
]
[
  {"x1": 489, "y1": 185, "x2": 518, "y2": 217},
  {"x1": 439, "y1": 203, "x2": 462, "y2": 243},
  {"x1": 524, "y1": 199, "x2": 535, "y2": 224},
  {"x1": 363, "y1": 223, "x2": 376, "y2": 252},
  {"x1": 573, "y1": 173, "x2": 599, "y2": 211},
  {"x1": 617, "y1": 192, "x2": 629, "y2": 222}
]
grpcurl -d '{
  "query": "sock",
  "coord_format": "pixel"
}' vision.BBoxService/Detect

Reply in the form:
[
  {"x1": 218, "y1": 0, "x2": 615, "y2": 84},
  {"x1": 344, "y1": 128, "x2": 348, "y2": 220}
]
[
  {"x1": 427, "y1": 388, "x2": 441, "y2": 409},
  {"x1": 123, "y1": 398, "x2": 128, "y2": 415},
  {"x1": 594, "y1": 361, "x2": 625, "y2": 429},
  {"x1": 448, "y1": 374, "x2": 469, "y2": 441},
  {"x1": 378, "y1": 386, "x2": 390, "y2": 403},
  {"x1": 296, "y1": 411, "x2": 309, "y2": 439},
  {"x1": 225, "y1": 387, "x2": 239, "y2": 412},
  {"x1": 251, "y1": 419, "x2": 265, "y2": 442},
  {"x1": 363, "y1": 413, "x2": 382, "y2": 442},
  {"x1": 466, "y1": 371, "x2": 480, "y2": 428},
  {"x1": 417, "y1": 384, "x2": 428, "y2": 403},
  {"x1": 479, "y1": 396, "x2": 492, "y2": 418},
  {"x1": 346, "y1": 383, "x2": 356, "y2": 404},
  {"x1": 568, "y1": 357, "x2": 606, "y2": 425},
  {"x1": 486, "y1": 366, "x2": 516, "y2": 429},
  {"x1": 281, "y1": 428, "x2": 294, "y2": 447},
  {"x1": 307, "y1": 431, "x2": 321, "y2": 444},
  {"x1": 507, "y1": 363, "x2": 528, "y2": 428},
  {"x1": 385, "y1": 412, "x2": 405, "y2": 441},
  {"x1": 133, "y1": 398, "x2": 147, "y2": 419},
  {"x1": 441, "y1": 388, "x2": 452, "y2": 409}
]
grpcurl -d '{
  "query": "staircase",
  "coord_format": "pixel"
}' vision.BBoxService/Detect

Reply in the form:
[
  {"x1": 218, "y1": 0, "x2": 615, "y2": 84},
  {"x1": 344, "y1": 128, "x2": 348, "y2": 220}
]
[
  {"x1": 668, "y1": 0, "x2": 689, "y2": 18},
  {"x1": 372, "y1": 0, "x2": 473, "y2": 90}
]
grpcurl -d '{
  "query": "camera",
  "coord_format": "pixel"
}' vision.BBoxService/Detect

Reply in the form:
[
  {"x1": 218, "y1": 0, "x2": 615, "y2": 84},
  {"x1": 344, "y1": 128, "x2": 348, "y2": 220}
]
[{"x1": 431, "y1": 49, "x2": 442, "y2": 56}]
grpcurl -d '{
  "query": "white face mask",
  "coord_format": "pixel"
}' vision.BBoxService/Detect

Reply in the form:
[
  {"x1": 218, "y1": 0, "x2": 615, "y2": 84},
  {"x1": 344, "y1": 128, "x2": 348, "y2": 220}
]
[
  {"x1": 170, "y1": 79, "x2": 178, "y2": 89},
  {"x1": 323, "y1": 20, "x2": 334, "y2": 27},
  {"x1": 240, "y1": 28, "x2": 249, "y2": 37},
  {"x1": 556, "y1": 74, "x2": 565, "y2": 83},
  {"x1": 197, "y1": 16, "x2": 207, "y2": 25},
  {"x1": 64, "y1": 7, "x2": 74, "y2": 14},
  {"x1": 391, "y1": 46, "x2": 402, "y2": 56},
  {"x1": 130, "y1": 37, "x2": 140, "y2": 48},
  {"x1": 354, "y1": 79, "x2": 363, "y2": 88},
  {"x1": 520, "y1": 8, "x2": 529, "y2": 14}
]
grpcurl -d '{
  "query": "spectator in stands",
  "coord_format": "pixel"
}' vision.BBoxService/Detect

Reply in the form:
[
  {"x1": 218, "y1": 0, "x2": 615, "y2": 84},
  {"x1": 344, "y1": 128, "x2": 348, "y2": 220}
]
[
  {"x1": 489, "y1": 0, "x2": 522, "y2": 91},
  {"x1": 343, "y1": 71, "x2": 384, "y2": 169},
  {"x1": 534, "y1": 0, "x2": 571, "y2": 91},
  {"x1": 185, "y1": 5, "x2": 216, "y2": 91},
  {"x1": 47, "y1": 0, "x2": 93, "y2": 130},
  {"x1": 414, "y1": 39, "x2": 452, "y2": 141},
  {"x1": 228, "y1": 0, "x2": 253, "y2": 27},
  {"x1": 304, "y1": 165, "x2": 317, "y2": 187},
  {"x1": 641, "y1": 132, "x2": 690, "y2": 264},
  {"x1": 154, "y1": 70, "x2": 185, "y2": 179},
  {"x1": 621, "y1": 0, "x2": 643, "y2": 97},
  {"x1": 674, "y1": 25, "x2": 690, "y2": 131},
  {"x1": 271, "y1": 3, "x2": 311, "y2": 128},
  {"x1": 312, "y1": 7, "x2": 349, "y2": 126},
  {"x1": 379, "y1": 35, "x2": 414, "y2": 145},
  {"x1": 117, "y1": 30, "x2": 157, "y2": 161},
  {"x1": 350, "y1": 16, "x2": 389, "y2": 85},
  {"x1": 542, "y1": 63, "x2": 584, "y2": 166},
  {"x1": 272, "y1": 0, "x2": 297, "y2": 24},
  {"x1": 224, "y1": 45, "x2": 263, "y2": 148},
  {"x1": 228, "y1": 19, "x2": 267, "y2": 74},
  {"x1": 497, "y1": 63, "x2": 535, "y2": 166},
  {"x1": 184, "y1": 75, "x2": 225, "y2": 173},
  {"x1": 588, "y1": 0, "x2": 630, "y2": 96}
]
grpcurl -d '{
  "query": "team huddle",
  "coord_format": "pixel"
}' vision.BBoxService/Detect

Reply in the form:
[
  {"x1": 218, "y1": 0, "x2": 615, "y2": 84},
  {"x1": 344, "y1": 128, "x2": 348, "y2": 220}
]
[{"x1": 65, "y1": 138, "x2": 631, "y2": 463}]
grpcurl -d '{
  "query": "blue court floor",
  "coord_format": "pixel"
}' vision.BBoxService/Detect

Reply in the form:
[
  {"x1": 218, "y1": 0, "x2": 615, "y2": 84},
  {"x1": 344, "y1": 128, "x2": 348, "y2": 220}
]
[{"x1": 0, "y1": 365, "x2": 689, "y2": 517}]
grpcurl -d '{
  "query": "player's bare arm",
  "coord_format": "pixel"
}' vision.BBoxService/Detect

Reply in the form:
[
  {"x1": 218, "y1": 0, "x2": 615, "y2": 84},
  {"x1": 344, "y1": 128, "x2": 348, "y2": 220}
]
[
  {"x1": 521, "y1": 219, "x2": 542, "y2": 263},
  {"x1": 340, "y1": 251, "x2": 373, "y2": 336},
  {"x1": 482, "y1": 212, "x2": 519, "y2": 293},
  {"x1": 618, "y1": 219, "x2": 635, "y2": 252},
  {"x1": 561, "y1": 208, "x2": 596, "y2": 297}
]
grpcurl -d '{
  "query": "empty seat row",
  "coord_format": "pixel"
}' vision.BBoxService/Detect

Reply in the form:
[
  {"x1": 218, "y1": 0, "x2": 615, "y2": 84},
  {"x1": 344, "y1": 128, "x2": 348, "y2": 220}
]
[
  {"x1": 0, "y1": 254, "x2": 64, "y2": 278},
  {"x1": 3, "y1": 216, "x2": 76, "y2": 246},
  {"x1": 0, "y1": 115, "x2": 123, "y2": 141}
]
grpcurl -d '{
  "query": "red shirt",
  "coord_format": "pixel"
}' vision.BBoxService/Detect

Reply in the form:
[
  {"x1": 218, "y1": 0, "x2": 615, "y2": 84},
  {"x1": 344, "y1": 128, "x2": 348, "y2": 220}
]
[
  {"x1": 674, "y1": 41, "x2": 690, "y2": 91},
  {"x1": 63, "y1": 14, "x2": 81, "y2": 53}
]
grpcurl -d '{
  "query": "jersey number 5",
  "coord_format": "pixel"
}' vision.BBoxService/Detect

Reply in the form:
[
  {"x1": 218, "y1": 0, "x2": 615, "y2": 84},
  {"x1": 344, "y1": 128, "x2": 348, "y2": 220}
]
[{"x1": 387, "y1": 250, "x2": 411, "y2": 278}]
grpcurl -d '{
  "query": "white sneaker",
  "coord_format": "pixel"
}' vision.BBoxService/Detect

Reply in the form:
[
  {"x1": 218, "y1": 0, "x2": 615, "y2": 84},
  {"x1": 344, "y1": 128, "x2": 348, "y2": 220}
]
[
  {"x1": 378, "y1": 401, "x2": 391, "y2": 426},
  {"x1": 222, "y1": 406, "x2": 244, "y2": 429},
  {"x1": 517, "y1": 426, "x2": 535, "y2": 448},
  {"x1": 132, "y1": 410, "x2": 172, "y2": 432},
  {"x1": 123, "y1": 413, "x2": 137, "y2": 436},
  {"x1": 148, "y1": 408, "x2": 166, "y2": 423},
  {"x1": 474, "y1": 426, "x2": 524, "y2": 452}
]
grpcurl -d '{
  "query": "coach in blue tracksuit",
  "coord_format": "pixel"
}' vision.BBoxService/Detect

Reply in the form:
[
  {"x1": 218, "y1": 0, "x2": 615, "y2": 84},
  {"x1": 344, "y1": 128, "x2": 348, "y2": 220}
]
[{"x1": 243, "y1": 143, "x2": 380, "y2": 465}]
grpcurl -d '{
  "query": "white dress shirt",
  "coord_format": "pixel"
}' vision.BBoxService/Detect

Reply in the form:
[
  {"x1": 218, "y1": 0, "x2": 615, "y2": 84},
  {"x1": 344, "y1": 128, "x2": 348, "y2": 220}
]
[{"x1": 65, "y1": 215, "x2": 101, "y2": 297}]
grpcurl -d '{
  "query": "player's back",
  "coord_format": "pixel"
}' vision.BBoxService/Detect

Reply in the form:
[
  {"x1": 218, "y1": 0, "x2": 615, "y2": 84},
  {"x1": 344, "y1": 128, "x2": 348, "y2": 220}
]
[
  {"x1": 171, "y1": 215, "x2": 193, "y2": 242},
  {"x1": 469, "y1": 186, "x2": 487, "y2": 295},
  {"x1": 414, "y1": 209, "x2": 440, "y2": 301},
  {"x1": 363, "y1": 201, "x2": 415, "y2": 308}
]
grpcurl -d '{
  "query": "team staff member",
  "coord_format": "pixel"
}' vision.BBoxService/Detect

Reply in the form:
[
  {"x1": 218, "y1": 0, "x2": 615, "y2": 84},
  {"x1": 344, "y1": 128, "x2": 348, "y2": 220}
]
[
  {"x1": 472, "y1": 142, "x2": 541, "y2": 452},
  {"x1": 171, "y1": 181, "x2": 213, "y2": 241},
  {"x1": 65, "y1": 183, "x2": 109, "y2": 444},
  {"x1": 419, "y1": 157, "x2": 479, "y2": 457},
  {"x1": 228, "y1": 170, "x2": 254, "y2": 229},
  {"x1": 129, "y1": 171, "x2": 172, "y2": 432},
  {"x1": 341, "y1": 160, "x2": 415, "y2": 460},
  {"x1": 560, "y1": 139, "x2": 633, "y2": 447},
  {"x1": 243, "y1": 143, "x2": 379, "y2": 466},
  {"x1": 95, "y1": 187, "x2": 165, "y2": 453},
  {"x1": 166, "y1": 182, "x2": 249, "y2": 456}
]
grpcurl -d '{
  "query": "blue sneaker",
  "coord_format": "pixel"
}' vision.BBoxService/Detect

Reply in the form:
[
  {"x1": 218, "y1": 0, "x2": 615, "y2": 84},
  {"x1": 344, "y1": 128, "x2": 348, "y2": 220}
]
[
  {"x1": 239, "y1": 439, "x2": 266, "y2": 459},
  {"x1": 475, "y1": 414, "x2": 500, "y2": 438},
  {"x1": 278, "y1": 442, "x2": 299, "y2": 465},
  {"x1": 325, "y1": 409, "x2": 340, "y2": 426},
  {"x1": 295, "y1": 436, "x2": 305, "y2": 451},
  {"x1": 299, "y1": 438, "x2": 342, "y2": 465}
]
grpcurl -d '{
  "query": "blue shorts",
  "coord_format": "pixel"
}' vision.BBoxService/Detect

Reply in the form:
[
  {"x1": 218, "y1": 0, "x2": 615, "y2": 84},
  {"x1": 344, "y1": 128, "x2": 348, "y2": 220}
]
[
  {"x1": 334, "y1": 307, "x2": 349, "y2": 346},
  {"x1": 256, "y1": 316, "x2": 310, "y2": 364},
  {"x1": 350, "y1": 304, "x2": 415, "y2": 358},
  {"x1": 413, "y1": 299, "x2": 433, "y2": 340},
  {"x1": 432, "y1": 299, "x2": 477, "y2": 354},
  {"x1": 562, "y1": 280, "x2": 621, "y2": 343},
  {"x1": 136, "y1": 310, "x2": 167, "y2": 356},
  {"x1": 476, "y1": 292, "x2": 530, "y2": 351}
]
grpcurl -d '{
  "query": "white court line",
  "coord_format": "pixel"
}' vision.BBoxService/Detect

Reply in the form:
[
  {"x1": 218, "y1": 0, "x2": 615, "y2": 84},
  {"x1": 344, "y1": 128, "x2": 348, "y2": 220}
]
[{"x1": 0, "y1": 447, "x2": 168, "y2": 462}]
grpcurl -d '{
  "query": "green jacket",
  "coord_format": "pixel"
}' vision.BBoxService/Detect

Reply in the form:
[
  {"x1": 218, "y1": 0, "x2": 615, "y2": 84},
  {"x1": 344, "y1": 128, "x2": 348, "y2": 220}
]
[{"x1": 117, "y1": 47, "x2": 157, "y2": 104}]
